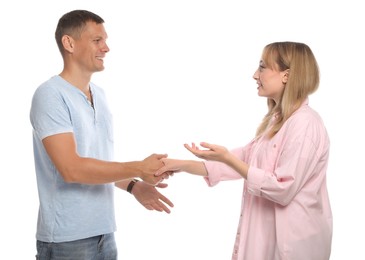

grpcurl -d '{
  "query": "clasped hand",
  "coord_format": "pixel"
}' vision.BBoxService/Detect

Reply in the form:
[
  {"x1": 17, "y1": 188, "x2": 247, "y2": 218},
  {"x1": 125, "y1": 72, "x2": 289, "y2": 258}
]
[{"x1": 140, "y1": 153, "x2": 172, "y2": 185}]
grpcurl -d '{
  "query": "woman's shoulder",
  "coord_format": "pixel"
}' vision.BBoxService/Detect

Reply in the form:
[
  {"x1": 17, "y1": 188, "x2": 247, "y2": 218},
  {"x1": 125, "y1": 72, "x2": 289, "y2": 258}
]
[
  {"x1": 292, "y1": 103, "x2": 324, "y2": 125},
  {"x1": 286, "y1": 104, "x2": 329, "y2": 142}
]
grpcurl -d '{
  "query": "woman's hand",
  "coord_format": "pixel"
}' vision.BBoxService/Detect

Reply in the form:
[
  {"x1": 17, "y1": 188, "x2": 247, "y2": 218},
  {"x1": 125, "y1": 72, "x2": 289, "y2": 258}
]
[{"x1": 184, "y1": 142, "x2": 230, "y2": 163}]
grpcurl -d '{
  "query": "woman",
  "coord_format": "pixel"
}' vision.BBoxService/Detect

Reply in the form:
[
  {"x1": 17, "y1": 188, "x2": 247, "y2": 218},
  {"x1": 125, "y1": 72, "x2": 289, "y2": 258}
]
[{"x1": 156, "y1": 42, "x2": 332, "y2": 260}]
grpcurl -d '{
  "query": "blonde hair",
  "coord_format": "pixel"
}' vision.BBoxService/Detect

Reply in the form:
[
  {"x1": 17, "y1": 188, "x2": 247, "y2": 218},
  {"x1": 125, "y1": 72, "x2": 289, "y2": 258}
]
[{"x1": 256, "y1": 42, "x2": 320, "y2": 138}]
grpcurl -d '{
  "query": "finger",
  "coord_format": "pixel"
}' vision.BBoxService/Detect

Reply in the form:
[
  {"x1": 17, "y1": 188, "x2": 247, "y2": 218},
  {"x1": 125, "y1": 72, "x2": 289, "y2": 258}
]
[
  {"x1": 160, "y1": 158, "x2": 167, "y2": 164},
  {"x1": 160, "y1": 203, "x2": 171, "y2": 214},
  {"x1": 184, "y1": 143, "x2": 195, "y2": 153},
  {"x1": 200, "y1": 142, "x2": 211, "y2": 149},
  {"x1": 162, "y1": 173, "x2": 170, "y2": 179},
  {"x1": 144, "y1": 204, "x2": 154, "y2": 211},
  {"x1": 155, "y1": 182, "x2": 168, "y2": 188},
  {"x1": 184, "y1": 142, "x2": 197, "y2": 149},
  {"x1": 154, "y1": 177, "x2": 164, "y2": 186},
  {"x1": 153, "y1": 205, "x2": 164, "y2": 212},
  {"x1": 190, "y1": 149, "x2": 203, "y2": 157},
  {"x1": 159, "y1": 195, "x2": 174, "y2": 208},
  {"x1": 148, "y1": 200, "x2": 164, "y2": 212},
  {"x1": 155, "y1": 166, "x2": 166, "y2": 176},
  {"x1": 153, "y1": 200, "x2": 172, "y2": 214},
  {"x1": 155, "y1": 153, "x2": 168, "y2": 160}
]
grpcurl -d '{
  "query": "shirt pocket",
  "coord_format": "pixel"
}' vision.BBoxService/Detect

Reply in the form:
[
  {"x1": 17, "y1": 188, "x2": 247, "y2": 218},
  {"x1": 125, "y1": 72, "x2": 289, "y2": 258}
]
[{"x1": 97, "y1": 113, "x2": 114, "y2": 143}]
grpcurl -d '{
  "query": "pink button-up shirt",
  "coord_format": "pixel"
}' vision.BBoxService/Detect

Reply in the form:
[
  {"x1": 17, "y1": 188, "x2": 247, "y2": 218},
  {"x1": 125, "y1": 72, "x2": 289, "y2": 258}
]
[{"x1": 204, "y1": 100, "x2": 332, "y2": 260}]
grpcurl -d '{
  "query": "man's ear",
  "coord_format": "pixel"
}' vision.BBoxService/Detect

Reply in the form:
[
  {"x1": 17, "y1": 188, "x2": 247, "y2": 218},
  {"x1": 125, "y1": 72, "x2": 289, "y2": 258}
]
[{"x1": 62, "y1": 35, "x2": 74, "y2": 53}]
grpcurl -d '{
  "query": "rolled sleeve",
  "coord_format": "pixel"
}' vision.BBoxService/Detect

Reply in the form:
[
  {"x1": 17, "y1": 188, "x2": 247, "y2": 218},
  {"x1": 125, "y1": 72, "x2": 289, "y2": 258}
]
[
  {"x1": 246, "y1": 166, "x2": 265, "y2": 196},
  {"x1": 202, "y1": 145, "x2": 252, "y2": 186},
  {"x1": 203, "y1": 160, "x2": 242, "y2": 187}
]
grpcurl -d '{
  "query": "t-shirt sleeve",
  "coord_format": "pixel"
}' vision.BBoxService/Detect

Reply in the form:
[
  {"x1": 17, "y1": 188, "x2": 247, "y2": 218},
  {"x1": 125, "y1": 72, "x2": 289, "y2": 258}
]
[{"x1": 30, "y1": 85, "x2": 73, "y2": 140}]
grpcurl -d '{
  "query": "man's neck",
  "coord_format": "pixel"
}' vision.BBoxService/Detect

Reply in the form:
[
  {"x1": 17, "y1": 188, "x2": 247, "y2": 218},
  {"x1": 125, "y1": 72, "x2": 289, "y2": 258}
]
[{"x1": 59, "y1": 69, "x2": 92, "y2": 94}]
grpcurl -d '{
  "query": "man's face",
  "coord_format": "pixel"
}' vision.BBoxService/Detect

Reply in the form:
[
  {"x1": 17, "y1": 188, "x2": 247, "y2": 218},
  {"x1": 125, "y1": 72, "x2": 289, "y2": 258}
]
[{"x1": 72, "y1": 21, "x2": 109, "y2": 74}]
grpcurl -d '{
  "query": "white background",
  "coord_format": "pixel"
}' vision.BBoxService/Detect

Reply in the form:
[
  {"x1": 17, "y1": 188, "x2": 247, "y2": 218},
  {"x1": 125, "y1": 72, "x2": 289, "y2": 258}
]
[{"x1": 1, "y1": 0, "x2": 364, "y2": 259}]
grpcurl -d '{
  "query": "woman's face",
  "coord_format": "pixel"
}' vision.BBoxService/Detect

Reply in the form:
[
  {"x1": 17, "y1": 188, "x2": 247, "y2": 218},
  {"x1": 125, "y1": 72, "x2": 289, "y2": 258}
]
[{"x1": 252, "y1": 59, "x2": 288, "y2": 103}]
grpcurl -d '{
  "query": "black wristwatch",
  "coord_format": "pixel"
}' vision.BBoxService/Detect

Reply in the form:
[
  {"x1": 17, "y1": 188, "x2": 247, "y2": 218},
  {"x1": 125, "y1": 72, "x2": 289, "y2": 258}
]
[{"x1": 127, "y1": 179, "x2": 139, "y2": 194}]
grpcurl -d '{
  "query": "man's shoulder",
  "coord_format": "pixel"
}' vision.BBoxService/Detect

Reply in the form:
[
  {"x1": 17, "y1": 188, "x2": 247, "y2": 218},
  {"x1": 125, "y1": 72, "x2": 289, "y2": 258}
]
[{"x1": 34, "y1": 75, "x2": 60, "y2": 94}]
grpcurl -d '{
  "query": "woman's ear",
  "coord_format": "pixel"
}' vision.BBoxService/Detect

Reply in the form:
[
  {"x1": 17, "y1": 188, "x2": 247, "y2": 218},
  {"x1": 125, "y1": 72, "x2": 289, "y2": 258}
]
[{"x1": 282, "y1": 69, "x2": 290, "y2": 84}]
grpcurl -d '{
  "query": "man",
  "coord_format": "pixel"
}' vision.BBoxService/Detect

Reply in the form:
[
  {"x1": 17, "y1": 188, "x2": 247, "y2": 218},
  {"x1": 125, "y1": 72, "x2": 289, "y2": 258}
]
[{"x1": 30, "y1": 9, "x2": 173, "y2": 259}]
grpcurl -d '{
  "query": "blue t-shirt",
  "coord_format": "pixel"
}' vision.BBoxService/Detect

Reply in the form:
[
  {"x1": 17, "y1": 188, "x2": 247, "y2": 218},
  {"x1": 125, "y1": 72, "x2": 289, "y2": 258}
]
[{"x1": 30, "y1": 75, "x2": 116, "y2": 242}]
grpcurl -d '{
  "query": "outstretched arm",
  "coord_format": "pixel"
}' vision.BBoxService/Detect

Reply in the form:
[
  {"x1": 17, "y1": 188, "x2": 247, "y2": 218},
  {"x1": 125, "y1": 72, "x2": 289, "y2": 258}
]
[
  {"x1": 156, "y1": 142, "x2": 249, "y2": 179},
  {"x1": 184, "y1": 142, "x2": 249, "y2": 179},
  {"x1": 42, "y1": 132, "x2": 166, "y2": 185},
  {"x1": 155, "y1": 158, "x2": 208, "y2": 176}
]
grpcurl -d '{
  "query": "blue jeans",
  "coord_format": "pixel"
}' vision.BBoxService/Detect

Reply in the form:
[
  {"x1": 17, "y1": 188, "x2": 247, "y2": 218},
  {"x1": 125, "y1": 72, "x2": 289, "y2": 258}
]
[{"x1": 36, "y1": 233, "x2": 117, "y2": 260}]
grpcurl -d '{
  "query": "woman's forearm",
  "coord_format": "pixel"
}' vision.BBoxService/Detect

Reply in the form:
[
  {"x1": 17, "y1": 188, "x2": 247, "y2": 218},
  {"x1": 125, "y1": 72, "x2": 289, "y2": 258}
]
[
  {"x1": 182, "y1": 160, "x2": 208, "y2": 176},
  {"x1": 225, "y1": 155, "x2": 249, "y2": 179}
]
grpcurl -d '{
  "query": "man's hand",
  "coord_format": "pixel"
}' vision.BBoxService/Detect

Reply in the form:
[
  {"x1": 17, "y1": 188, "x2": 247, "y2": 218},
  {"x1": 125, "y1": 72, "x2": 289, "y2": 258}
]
[
  {"x1": 140, "y1": 153, "x2": 168, "y2": 185},
  {"x1": 131, "y1": 181, "x2": 174, "y2": 214}
]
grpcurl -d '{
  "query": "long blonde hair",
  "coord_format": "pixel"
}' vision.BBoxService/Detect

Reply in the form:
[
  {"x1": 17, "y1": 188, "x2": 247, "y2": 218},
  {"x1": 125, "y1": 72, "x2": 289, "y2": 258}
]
[{"x1": 256, "y1": 42, "x2": 320, "y2": 138}]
